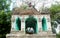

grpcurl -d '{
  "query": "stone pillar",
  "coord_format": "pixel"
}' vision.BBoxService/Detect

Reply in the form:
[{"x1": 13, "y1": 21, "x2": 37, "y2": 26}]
[
  {"x1": 11, "y1": 22, "x2": 15, "y2": 31},
  {"x1": 38, "y1": 16, "x2": 42, "y2": 32},
  {"x1": 21, "y1": 15, "x2": 28, "y2": 33},
  {"x1": 21, "y1": 20, "x2": 25, "y2": 32},
  {"x1": 11, "y1": 15, "x2": 16, "y2": 32},
  {"x1": 47, "y1": 17, "x2": 52, "y2": 33},
  {"x1": 38, "y1": 22, "x2": 42, "y2": 32},
  {"x1": 11, "y1": 15, "x2": 21, "y2": 32}
]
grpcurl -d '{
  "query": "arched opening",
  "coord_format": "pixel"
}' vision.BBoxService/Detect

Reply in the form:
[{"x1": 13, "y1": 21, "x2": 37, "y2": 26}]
[
  {"x1": 15, "y1": 17, "x2": 21, "y2": 31},
  {"x1": 25, "y1": 16, "x2": 37, "y2": 34},
  {"x1": 42, "y1": 17, "x2": 47, "y2": 31}
]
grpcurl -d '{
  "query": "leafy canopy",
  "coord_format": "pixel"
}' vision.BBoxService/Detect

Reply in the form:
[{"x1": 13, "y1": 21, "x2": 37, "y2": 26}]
[
  {"x1": 49, "y1": 4, "x2": 60, "y2": 21},
  {"x1": 0, "y1": 0, "x2": 11, "y2": 34}
]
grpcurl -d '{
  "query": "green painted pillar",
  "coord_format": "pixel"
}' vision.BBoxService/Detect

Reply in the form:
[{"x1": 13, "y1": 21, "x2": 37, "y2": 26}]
[
  {"x1": 36, "y1": 21, "x2": 38, "y2": 34},
  {"x1": 42, "y1": 17, "x2": 47, "y2": 31},
  {"x1": 15, "y1": 17, "x2": 21, "y2": 31}
]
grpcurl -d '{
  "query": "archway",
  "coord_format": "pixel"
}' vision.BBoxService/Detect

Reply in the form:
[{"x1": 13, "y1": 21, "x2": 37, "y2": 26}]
[
  {"x1": 25, "y1": 16, "x2": 37, "y2": 34},
  {"x1": 42, "y1": 17, "x2": 47, "y2": 31},
  {"x1": 15, "y1": 17, "x2": 21, "y2": 31}
]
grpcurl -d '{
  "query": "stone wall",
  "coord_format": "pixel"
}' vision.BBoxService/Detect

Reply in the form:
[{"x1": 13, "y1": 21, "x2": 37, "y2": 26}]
[
  {"x1": 7, "y1": 14, "x2": 56, "y2": 38},
  {"x1": 11, "y1": 14, "x2": 51, "y2": 32}
]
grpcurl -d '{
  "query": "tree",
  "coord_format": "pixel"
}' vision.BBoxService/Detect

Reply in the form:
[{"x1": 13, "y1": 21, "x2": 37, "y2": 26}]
[
  {"x1": 49, "y1": 4, "x2": 60, "y2": 21},
  {"x1": 0, "y1": 0, "x2": 11, "y2": 34}
]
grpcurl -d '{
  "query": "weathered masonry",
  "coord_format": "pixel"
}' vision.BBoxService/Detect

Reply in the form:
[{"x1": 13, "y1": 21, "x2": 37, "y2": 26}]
[{"x1": 6, "y1": 7, "x2": 56, "y2": 38}]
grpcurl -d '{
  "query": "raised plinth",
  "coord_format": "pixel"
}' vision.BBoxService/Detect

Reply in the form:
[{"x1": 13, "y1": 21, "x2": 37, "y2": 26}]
[
  {"x1": 6, "y1": 33, "x2": 56, "y2": 38},
  {"x1": 6, "y1": 34, "x2": 56, "y2": 38}
]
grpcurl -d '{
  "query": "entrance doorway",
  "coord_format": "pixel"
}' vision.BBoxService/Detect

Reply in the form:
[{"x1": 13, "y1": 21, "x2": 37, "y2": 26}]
[
  {"x1": 15, "y1": 17, "x2": 21, "y2": 31},
  {"x1": 25, "y1": 16, "x2": 37, "y2": 34},
  {"x1": 42, "y1": 17, "x2": 47, "y2": 31}
]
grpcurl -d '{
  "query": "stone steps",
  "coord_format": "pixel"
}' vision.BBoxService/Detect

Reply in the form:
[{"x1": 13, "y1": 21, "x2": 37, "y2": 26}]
[
  {"x1": 6, "y1": 31, "x2": 56, "y2": 38},
  {"x1": 10, "y1": 31, "x2": 24, "y2": 34},
  {"x1": 6, "y1": 34, "x2": 56, "y2": 38},
  {"x1": 38, "y1": 31, "x2": 52, "y2": 35}
]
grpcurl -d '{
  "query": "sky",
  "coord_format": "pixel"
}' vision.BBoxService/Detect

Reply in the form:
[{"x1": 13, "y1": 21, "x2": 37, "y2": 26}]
[{"x1": 10, "y1": 0, "x2": 60, "y2": 11}]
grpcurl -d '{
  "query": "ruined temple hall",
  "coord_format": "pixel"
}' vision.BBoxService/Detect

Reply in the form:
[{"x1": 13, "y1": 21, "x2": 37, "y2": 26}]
[{"x1": 6, "y1": 7, "x2": 56, "y2": 38}]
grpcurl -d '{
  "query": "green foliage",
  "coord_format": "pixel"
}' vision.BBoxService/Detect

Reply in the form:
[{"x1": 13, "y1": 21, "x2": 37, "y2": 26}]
[
  {"x1": 0, "y1": 0, "x2": 11, "y2": 34},
  {"x1": 0, "y1": 10, "x2": 11, "y2": 34},
  {"x1": 0, "y1": 0, "x2": 11, "y2": 11},
  {"x1": 49, "y1": 4, "x2": 60, "y2": 21},
  {"x1": 0, "y1": 10, "x2": 7, "y2": 25},
  {"x1": 49, "y1": 4, "x2": 60, "y2": 35},
  {"x1": 0, "y1": 34, "x2": 6, "y2": 38},
  {"x1": 56, "y1": 33, "x2": 60, "y2": 38}
]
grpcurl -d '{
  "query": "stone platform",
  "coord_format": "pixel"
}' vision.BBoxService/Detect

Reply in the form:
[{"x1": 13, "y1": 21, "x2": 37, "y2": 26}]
[
  {"x1": 6, "y1": 31, "x2": 56, "y2": 38},
  {"x1": 6, "y1": 34, "x2": 56, "y2": 38}
]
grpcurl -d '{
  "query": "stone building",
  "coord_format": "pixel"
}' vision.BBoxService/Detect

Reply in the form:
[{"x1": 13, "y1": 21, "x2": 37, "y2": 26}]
[{"x1": 6, "y1": 6, "x2": 56, "y2": 38}]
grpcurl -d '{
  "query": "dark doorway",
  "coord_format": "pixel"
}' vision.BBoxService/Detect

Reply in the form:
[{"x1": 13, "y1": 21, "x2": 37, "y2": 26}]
[
  {"x1": 15, "y1": 17, "x2": 21, "y2": 31},
  {"x1": 42, "y1": 17, "x2": 47, "y2": 31},
  {"x1": 25, "y1": 16, "x2": 37, "y2": 34}
]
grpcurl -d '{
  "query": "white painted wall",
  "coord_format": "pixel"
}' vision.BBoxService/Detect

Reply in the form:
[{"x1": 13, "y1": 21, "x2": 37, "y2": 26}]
[{"x1": 11, "y1": 14, "x2": 52, "y2": 32}]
